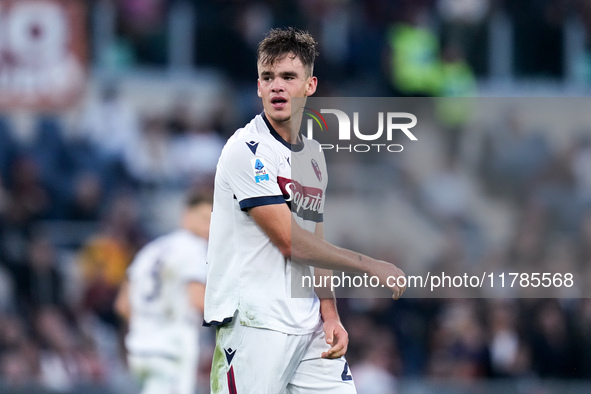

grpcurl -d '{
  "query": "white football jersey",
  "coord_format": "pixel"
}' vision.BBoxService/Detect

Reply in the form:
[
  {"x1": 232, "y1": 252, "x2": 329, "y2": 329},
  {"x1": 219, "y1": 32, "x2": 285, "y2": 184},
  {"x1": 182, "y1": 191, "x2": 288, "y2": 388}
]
[
  {"x1": 126, "y1": 229, "x2": 207, "y2": 357},
  {"x1": 204, "y1": 113, "x2": 328, "y2": 335}
]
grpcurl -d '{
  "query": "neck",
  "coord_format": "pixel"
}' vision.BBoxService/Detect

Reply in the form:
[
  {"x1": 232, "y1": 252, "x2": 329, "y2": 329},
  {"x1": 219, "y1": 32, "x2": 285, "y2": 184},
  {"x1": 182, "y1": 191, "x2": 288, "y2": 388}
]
[
  {"x1": 264, "y1": 112, "x2": 303, "y2": 145},
  {"x1": 269, "y1": 119, "x2": 292, "y2": 143}
]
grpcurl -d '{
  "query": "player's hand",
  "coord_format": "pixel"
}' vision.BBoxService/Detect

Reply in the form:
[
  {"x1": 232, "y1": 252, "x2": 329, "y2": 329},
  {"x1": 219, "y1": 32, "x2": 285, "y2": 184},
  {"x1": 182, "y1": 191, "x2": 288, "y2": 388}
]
[
  {"x1": 369, "y1": 260, "x2": 406, "y2": 300},
  {"x1": 321, "y1": 319, "x2": 349, "y2": 359}
]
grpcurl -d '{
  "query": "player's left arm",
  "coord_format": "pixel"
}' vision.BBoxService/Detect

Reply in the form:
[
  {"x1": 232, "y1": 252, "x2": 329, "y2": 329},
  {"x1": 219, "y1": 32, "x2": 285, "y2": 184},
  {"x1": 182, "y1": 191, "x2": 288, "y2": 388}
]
[{"x1": 314, "y1": 223, "x2": 349, "y2": 359}]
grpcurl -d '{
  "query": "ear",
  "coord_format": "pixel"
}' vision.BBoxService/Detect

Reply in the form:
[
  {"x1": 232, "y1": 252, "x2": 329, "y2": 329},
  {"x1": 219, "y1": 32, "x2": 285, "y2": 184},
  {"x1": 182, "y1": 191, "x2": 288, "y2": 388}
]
[
  {"x1": 257, "y1": 79, "x2": 262, "y2": 98},
  {"x1": 305, "y1": 76, "x2": 317, "y2": 97}
]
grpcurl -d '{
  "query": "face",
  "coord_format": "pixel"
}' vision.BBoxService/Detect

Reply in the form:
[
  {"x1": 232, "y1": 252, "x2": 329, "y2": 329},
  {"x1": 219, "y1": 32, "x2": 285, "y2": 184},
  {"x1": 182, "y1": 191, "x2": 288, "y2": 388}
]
[{"x1": 257, "y1": 53, "x2": 317, "y2": 126}]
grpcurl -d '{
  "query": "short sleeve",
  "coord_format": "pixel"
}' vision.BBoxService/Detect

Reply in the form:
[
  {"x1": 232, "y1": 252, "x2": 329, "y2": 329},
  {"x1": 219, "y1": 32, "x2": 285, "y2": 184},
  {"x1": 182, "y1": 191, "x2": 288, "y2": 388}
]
[{"x1": 222, "y1": 140, "x2": 285, "y2": 211}]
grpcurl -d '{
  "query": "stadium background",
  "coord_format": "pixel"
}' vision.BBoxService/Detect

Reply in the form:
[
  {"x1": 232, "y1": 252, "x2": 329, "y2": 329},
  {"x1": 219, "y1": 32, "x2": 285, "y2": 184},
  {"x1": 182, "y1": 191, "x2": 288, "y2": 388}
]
[{"x1": 1, "y1": 0, "x2": 591, "y2": 393}]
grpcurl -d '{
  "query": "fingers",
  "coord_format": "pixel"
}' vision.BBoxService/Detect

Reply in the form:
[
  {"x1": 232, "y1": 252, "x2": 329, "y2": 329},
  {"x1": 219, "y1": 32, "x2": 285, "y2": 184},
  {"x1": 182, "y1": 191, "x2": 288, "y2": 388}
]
[
  {"x1": 391, "y1": 285, "x2": 401, "y2": 300},
  {"x1": 322, "y1": 336, "x2": 347, "y2": 359},
  {"x1": 371, "y1": 260, "x2": 406, "y2": 300},
  {"x1": 322, "y1": 325, "x2": 349, "y2": 359},
  {"x1": 390, "y1": 267, "x2": 406, "y2": 300},
  {"x1": 395, "y1": 284, "x2": 406, "y2": 299}
]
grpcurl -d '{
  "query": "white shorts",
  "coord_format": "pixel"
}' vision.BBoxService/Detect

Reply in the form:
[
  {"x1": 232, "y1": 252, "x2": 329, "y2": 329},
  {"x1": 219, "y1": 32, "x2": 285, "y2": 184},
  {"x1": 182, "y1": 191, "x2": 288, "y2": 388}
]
[
  {"x1": 128, "y1": 348, "x2": 197, "y2": 394},
  {"x1": 210, "y1": 315, "x2": 357, "y2": 394}
]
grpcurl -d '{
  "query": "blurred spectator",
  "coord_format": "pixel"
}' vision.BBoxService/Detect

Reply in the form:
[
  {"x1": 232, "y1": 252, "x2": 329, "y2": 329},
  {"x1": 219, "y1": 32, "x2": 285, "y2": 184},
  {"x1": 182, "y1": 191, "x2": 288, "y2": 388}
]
[
  {"x1": 353, "y1": 328, "x2": 399, "y2": 394},
  {"x1": 166, "y1": 92, "x2": 194, "y2": 136},
  {"x1": 298, "y1": 0, "x2": 352, "y2": 93},
  {"x1": 1, "y1": 350, "x2": 36, "y2": 387},
  {"x1": 67, "y1": 172, "x2": 105, "y2": 222},
  {"x1": 438, "y1": 44, "x2": 478, "y2": 98},
  {"x1": 0, "y1": 178, "x2": 8, "y2": 273},
  {"x1": 507, "y1": 0, "x2": 567, "y2": 78},
  {"x1": 541, "y1": 240, "x2": 580, "y2": 298},
  {"x1": 194, "y1": 1, "x2": 259, "y2": 83},
  {"x1": 116, "y1": 0, "x2": 168, "y2": 65},
  {"x1": 507, "y1": 200, "x2": 547, "y2": 270},
  {"x1": 449, "y1": 320, "x2": 489, "y2": 379},
  {"x1": 80, "y1": 82, "x2": 141, "y2": 175},
  {"x1": 26, "y1": 115, "x2": 75, "y2": 218},
  {"x1": 102, "y1": 193, "x2": 147, "y2": 254},
  {"x1": 167, "y1": 97, "x2": 225, "y2": 186},
  {"x1": 577, "y1": 0, "x2": 591, "y2": 84},
  {"x1": 384, "y1": 1, "x2": 441, "y2": 97},
  {"x1": 0, "y1": 117, "x2": 17, "y2": 185},
  {"x1": 0, "y1": 314, "x2": 40, "y2": 386},
  {"x1": 570, "y1": 136, "x2": 591, "y2": 206},
  {"x1": 480, "y1": 109, "x2": 552, "y2": 201},
  {"x1": 487, "y1": 301, "x2": 531, "y2": 377},
  {"x1": 35, "y1": 307, "x2": 105, "y2": 391},
  {"x1": 13, "y1": 236, "x2": 66, "y2": 313},
  {"x1": 436, "y1": 0, "x2": 490, "y2": 75},
  {"x1": 0, "y1": 205, "x2": 33, "y2": 285},
  {"x1": 0, "y1": 314, "x2": 29, "y2": 353},
  {"x1": 435, "y1": 44, "x2": 478, "y2": 156},
  {"x1": 420, "y1": 155, "x2": 484, "y2": 260},
  {"x1": 170, "y1": 128, "x2": 224, "y2": 185},
  {"x1": 534, "y1": 144, "x2": 579, "y2": 234},
  {"x1": 78, "y1": 237, "x2": 130, "y2": 328},
  {"x1": 529, "y1": 300, "x2": 579, "y2": 378},
  {"x1": 577, "y1": 298, "x2": 591, "y2": 378},
  {"x1": 420, "y1": 155, "x2": 474, "y2": 224},
  {"x1": 578, "y1": 209, "x2": 591, "y2": 263},
  {"x1": 427, "y1": 300, "x2": 490, "y2": 379},
  {"x1": 7, "y1": 156, "x2": 51, "y2": 222},
  {"x1": 123, "y1": 113, "x2": 175, "y2": 186},
  {"x1": 77, "y1": 193, "x2": 146, "y2": 327},
  {"x1": 349, "y1": 0, "x2": 392, "y2": 88},
  {"x1": 384, "y1": 21, "x2": 441, "y2": 97},
  {"x1": 0, "y1": 178, "x2": 6, "y2": 217},
  {"x1": 0, "y1": 156, "x2": 52, "y2": 298},
  {"x1": 236, "y1": 1, "x2": 273, "y2": 51},
  {"x1": 0, "y1": 265, "x2": 14, "y2": 313}
]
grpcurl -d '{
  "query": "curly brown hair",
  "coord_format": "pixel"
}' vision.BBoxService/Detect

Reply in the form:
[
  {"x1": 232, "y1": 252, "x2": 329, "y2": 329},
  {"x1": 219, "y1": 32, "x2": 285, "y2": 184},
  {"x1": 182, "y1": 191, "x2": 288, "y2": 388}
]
[{"x1": 257, "y1": 27, "x2": 318, "y2": 77}]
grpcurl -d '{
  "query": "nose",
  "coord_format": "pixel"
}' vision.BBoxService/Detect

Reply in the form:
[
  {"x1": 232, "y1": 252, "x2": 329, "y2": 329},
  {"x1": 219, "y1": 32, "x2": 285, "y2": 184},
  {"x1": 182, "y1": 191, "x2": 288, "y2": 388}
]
[{"x1": 271, "y1": 78, "x2": 285, "y2": 92}]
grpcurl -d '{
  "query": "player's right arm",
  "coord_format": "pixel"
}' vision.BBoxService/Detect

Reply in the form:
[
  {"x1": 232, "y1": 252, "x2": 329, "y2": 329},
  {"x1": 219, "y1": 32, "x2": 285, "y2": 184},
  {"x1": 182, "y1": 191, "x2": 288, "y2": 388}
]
[
  {"x1": 114, "y1": 279, "x2": 131, "y2": 321},
  {"x1": 223, "y1": 133, "x2": 405, "y2": 299},
  {"x1": 249, "y1": 203, "x2": 406, "y2": 299},
  {"x1": 187, "y1": 281, "x2": 206, "y2": 314}
]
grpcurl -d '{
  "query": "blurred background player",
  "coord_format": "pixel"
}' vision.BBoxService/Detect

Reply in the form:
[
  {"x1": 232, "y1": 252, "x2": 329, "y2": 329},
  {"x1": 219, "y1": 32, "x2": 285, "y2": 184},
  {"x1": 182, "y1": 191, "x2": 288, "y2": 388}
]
[{"x1": 115, "y1": 190, "x2": 212, "y2": 394}]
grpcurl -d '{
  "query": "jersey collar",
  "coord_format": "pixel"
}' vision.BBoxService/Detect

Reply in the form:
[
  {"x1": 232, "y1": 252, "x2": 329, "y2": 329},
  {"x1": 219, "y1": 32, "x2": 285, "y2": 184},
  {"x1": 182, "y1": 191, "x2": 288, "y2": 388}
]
[{"x1": 261, "y1": 112, "x2": 304, "y2": 152}]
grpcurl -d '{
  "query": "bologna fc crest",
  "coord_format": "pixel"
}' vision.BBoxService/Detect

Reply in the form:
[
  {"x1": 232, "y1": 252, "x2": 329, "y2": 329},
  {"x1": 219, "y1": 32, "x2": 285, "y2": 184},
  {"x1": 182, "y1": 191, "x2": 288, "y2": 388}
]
[{"x1": 311, "y1": 159, "x2": 322, "y2": 182}]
